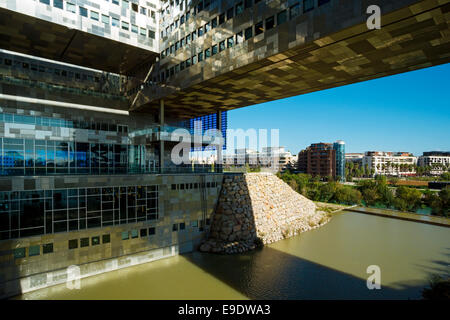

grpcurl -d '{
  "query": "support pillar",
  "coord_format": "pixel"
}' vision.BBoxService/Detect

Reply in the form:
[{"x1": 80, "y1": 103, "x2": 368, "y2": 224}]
[{"x1": 160, "y1": 99, "x2": 165, "y2": 171}]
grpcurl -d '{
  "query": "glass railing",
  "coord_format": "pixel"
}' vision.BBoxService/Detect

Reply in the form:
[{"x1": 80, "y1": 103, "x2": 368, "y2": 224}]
[
  {"x1": 0, "y1": 164, "x2": 223, "y2": 177},
  {"x1": 129, "y1": 125, "x2": 223, "y2": 140}
]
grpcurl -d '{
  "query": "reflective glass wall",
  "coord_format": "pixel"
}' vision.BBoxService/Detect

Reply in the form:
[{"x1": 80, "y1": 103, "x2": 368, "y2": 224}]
[
  {"x1": 0, "y1": 185, "x2": 159, "y2": 240},
  {"x1": 0, "y1": 138, "x2": 146, "y2": 176}
]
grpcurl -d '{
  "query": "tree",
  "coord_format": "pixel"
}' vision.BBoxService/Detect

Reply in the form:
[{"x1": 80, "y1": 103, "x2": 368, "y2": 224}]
[{"x1": 394, "y1": 186, "x2": 422, "y2": 212}]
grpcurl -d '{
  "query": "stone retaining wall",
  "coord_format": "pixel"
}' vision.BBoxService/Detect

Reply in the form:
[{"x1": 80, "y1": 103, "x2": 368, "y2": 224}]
[{"x1": 200, "y1": 173, "x2": 329, "y2": 254}]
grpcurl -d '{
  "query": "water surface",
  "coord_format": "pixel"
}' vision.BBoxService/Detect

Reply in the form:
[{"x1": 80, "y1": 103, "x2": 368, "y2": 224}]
[{"x1": 18, "y1": 211, "x2": 450, "y2": 300}]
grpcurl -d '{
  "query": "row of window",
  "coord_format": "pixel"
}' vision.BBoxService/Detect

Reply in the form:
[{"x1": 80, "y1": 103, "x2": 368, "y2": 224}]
[
  {"x1": 159, "y1": 0, "x2": 330, "y2": 82},
  {"x1": 0, "y1": 56, "x2": 114, "y2": 84},
  {"x1": 0, "y1": 112, "x2": 128, "y2": 134},
  {"x1": 68, "y1": 233, "x2": 111, "y2": 249},
  {"x1": 0, "y1": 185, "x2": 159, "y2": 240},
  {"x1": 13, "y1": 242, "x2": 54, "y2": 259},
  {"x1": 37, "y1": 0, "x2": 156, "y2": 39},
  {"x1": 0, "y1": 138, "x2": 146, "y2": 176},
  {"x1": 161, "y1": 0, "x2": 329, "y2": 45},
  {"x1": 170, "y1": 182, "x2": 219, "y2": 190},
  {"x1": 172, "y1": 219, "x2": 211, "y2": 232}
]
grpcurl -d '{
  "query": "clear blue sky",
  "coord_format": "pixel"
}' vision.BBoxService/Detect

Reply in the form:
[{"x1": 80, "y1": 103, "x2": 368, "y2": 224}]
[{"x1": 227, "y1": 63, "x2": 450, "y2": 156}]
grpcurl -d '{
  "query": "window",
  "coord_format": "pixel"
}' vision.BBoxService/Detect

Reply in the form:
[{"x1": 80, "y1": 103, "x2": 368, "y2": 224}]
[
  {"x1": 79, "y1": 7, "x2": 88, "y2": 17},
  {"x1": 211, "y1": 17, "x2": 217, "y2": 29},
  {"x1": 227, "y1": 7, "x2": 234, "y2": 20},
  {"x1": 53, "y1": 0, "x2": 63, "y2": 9},
  {"x1": 80, "y1": 237, "x2": 89, "y2": 247},
  {"x1": 140, "y1": 7, "x2": 146, "y2": 15},
  {"x1": 140, "y1": 228, "x2": 148, "y2": 237},
  {"x1": 185, "y1": 58, "x2": 191, "y2": 68},
  {"x1": 245, "y1": 0, "x2": 252, "y2": 9},
  {"x1": 180, "y1": 222, "x2": 185, "y2": 230},
  {"x1": 219, "y1": 40, "x2": 226, "y2": 52},
  {"x1": 131, "y1": 24, "x2": 138, "y2": 33},
  {"x1": 277, "y1": 10, "x2": 287, "y2": 25},
  {"x1": 39, "y1": 0, "x2": 50, "y2": 4},
  {"x1": 212, "y1": 44, "x2": 218, "y2": 55},
  {"x1": 304, "y1": 0, "x2": 314, "y2": 12},
  {"x1": 290, "y1": 3, "x2": 301, "y2": 20},
  {"x1": 66, "y1": 2, "x2": 75, "y2": 13},
  {"x1": 149, "y1": 227, "x2": 155, "y2": 235},
  {"x1": 198, "y1": 26, "x2": 203, "y2": 37},
  {"x1": 102, "y1": 14, "x2": 110, "y2": 24},
  {"x1": 91, "y1": 11, "x2": 99, "y2": 21},
  {"x1": 29, "y1": 245, "x2": 40, "y2": 256},
  {"x1": 198, "y1": 52, "x2": 203, "y2": 62},
  {"x1": 121, "y1": 231, "x2": 129, "y2": 240},
  {"x1": 192, "y1": 31, "x2": 197, "y2": 41},
  {"x1": 68, "y1": 239, "x2": 78, "y2": 249},
  {"x1": 131, "y1": 229, "x2": 138, "y2": 238},
  {"x1": 192, "y1": 55, "x2": 197, "y2": 65},
  {"x1": 236, "y1": 31, "x2": 243, "y2": 44},
  {"x1": 205, "y1": 22, "x2": 210, "y2": 33},
  {"x1": 43, "y1": 243, "x2": 53, "y2": 254},
  {"x1": 112, "y1": 17, "x2": 120, "y2": 27},
  {"x1": 266, "y1": 16, "x2": 274, "y2": 30},
  {"x1": 131, "y1": 3, "x2": 138, "y2": 12},
  {"x1": 219, "y1": 13, "x2": 225, "y2": 24},
  {"x1": 172, "y1": 224, "x2": 178, "y2": 232},
  {"x1": 245, "y1": 26, "x2": 253, "y2": 40},
  {"x1": 102, "y1": 234, "x2": 110, "y2": 244},
  {"x1": 236, "y1": 2, "x2": 244, "y2": 15},
  {"x1": 205, "y1": 48, "x2": 211, "y2": 58},
  {"x1": 91, "y1": 236, "x2": 100, "y2": 246},
  {"x1": 255, "y1": 21, "x2": 264, "y2": 35},
  {"x1": 122, "y1": 21, "x2": 129, "y2": 31},
  {"x1": 14, "y1": 248, "x2": 26, "y2": 259},
  {"x1": 148, "y1": 30, "x2": 155, "y2": 39},
  {"x1": 227, "y1": 36, "x2": 234, "y2": 48},
  {"x1": 191, "y1": 220, "x2": 198, "y2": 227}
]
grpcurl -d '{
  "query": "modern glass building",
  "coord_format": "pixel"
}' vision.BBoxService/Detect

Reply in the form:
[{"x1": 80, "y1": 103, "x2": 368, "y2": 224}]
[
  {"x1": 333, "y1": 141, "x2": 346, "y2": 182},
  {"x1": 0, "y1": 0, "x2": 448, "y2": 298}
]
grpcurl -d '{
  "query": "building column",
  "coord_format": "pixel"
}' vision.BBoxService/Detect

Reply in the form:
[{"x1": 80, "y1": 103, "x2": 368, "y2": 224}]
[
  {"x1": 217, "y1": 111, "x2": 222, "y2": 166},
  {"x1": 160, "y1": 99, "x2": 165, "y2": 171}
]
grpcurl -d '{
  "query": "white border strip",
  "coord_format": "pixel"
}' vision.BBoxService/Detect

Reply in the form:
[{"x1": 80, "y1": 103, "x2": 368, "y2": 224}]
[{"x1": 0, "y1": 94, "x2": 129, "y2": 115}]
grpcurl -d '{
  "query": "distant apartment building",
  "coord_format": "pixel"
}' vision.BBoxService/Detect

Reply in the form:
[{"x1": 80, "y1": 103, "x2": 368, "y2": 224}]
[
  {"x1": 362, "y1": 151, "x2": 417, "y2": 177},
  {"x1": 418, "y1": 151, "x2": 450, "y2": 175},
  {"x1": 224, "y1": 147, "x2": 295, "y2": 171},
  {"x1": 345, "y1": 153, "x2": 364, "y2": 164},
  {"x1": 297, "y1": 141, "x2": 345, "y2": 180}
]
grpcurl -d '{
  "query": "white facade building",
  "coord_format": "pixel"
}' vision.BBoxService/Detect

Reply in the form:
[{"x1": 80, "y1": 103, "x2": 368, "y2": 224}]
[
  {"x1": 418, "y1": 152, "x2": 450, "y2": 175},
  {"x1": 362, "y1": 151, "x2": 417, "y2": 177}
]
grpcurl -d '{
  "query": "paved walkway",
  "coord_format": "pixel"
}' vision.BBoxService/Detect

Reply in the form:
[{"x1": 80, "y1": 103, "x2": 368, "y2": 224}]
[{"x1": 346, "y1": 206, "x2": 450, "y2": 228}]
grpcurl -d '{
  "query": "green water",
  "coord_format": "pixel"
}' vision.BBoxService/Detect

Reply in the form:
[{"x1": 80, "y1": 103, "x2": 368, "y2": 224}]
[{"x1": 18, "y1": 212, "x2": 450, "y2": 300}]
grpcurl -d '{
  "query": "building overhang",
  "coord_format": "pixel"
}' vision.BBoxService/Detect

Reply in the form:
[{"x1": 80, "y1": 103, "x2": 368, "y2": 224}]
[
  {"x1": 132, "y1": 0, "x2": 450, "y2": 119},
  {"x1": 0, "y1": 7, "x2": 158, "y2": 75}
]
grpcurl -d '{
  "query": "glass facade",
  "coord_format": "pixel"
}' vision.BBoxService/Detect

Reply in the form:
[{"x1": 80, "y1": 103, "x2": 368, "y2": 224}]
[
  {"x1": 0, "y1": 138, "x2": 145, "y2": 176},
  {"x1": 0, "y1": 112, "x2": 128, "y2": 133},
  {"x1": 333, "y1": 141, "x2": 346, "y2": 181},
  {"x1": 0, "y1": 185, "x2": 158, "y2": 240},
  {"x1": 179, "y1": 111, "x2": 227, "y2": 151}
]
